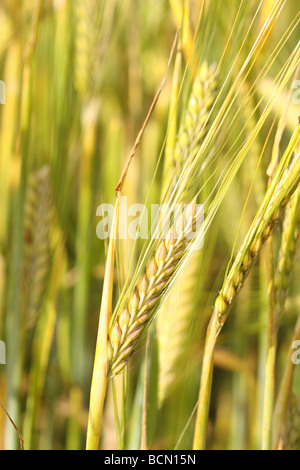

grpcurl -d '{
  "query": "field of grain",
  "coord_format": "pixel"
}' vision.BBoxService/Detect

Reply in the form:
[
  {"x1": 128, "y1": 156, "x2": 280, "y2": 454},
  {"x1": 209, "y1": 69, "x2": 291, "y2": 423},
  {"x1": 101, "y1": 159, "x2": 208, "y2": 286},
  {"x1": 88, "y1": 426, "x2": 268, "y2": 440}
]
[{"x1": 0, "y1": 0, "x2": 299, "y2": 450}]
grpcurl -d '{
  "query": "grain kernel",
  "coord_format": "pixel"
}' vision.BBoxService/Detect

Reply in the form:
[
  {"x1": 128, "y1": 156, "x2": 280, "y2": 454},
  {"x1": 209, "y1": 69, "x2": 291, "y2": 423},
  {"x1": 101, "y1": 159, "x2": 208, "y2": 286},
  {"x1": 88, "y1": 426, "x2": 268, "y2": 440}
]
[
  {"x1": 110, "y1": 323, "x2": 122, "y2": 352},
  {"x1": 223, "y1": 284, "x2": 236, "y2": 303},
  {"x1": 232, "y1": 270, "x2": 243, "y2": 288},
  {"x1": 165, "y1": 228, "x2": 176, "y2": 251},
  {"x1": 118, "y1": 308, "x2": 130, "y2": 331},
  {"x1": 250, "y1": 237, "x2": 262, "y2": 256},
  {"x1": 137, "y1": 274, "x2": 149, "y2": 298},
  {"x1": 272, "y1": 206, "x2": 282, "y2": 223},
  {"x1": 107, "y1": 343, "x2": 113, "y2": 362},
  {"x1": 146, "y1": 257, "x2": 158, "y2": 279},
  {"x1": 262, "y1": 224, "x2": 271, "y2": 240},
  {"x1": 241, "y1": 253, "x2": 252, "y2": 272},
  {"x1": 128, "y1": 290, "x2": 139, "y2": 315},
  {"x1": 215, "y1": 295, "x2": 227, "y2": 315}
]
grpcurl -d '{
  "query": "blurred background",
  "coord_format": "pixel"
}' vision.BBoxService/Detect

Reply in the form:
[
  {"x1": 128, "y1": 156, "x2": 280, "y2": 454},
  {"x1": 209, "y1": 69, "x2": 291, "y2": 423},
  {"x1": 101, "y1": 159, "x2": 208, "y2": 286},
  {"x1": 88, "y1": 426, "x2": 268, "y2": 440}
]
[{"x1": 0, "y1": 0, "x2": 299, "y2": 450}]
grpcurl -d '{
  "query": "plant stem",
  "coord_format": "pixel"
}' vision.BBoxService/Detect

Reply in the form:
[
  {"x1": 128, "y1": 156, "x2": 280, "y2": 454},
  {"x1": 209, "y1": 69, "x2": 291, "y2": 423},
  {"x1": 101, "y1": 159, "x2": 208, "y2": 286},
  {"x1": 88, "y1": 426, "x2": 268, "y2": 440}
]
[
  {"x1": 193, "y1": 312, "x2": 218, "y2": 450},
  {"x1": 272, "y1": 314, "x2": 300, "y2": 449},
  {"x1": 261, "y1": 236, "x2": 277, "y2": 449},
  {"x1": 86, "y1": 196, "x2": 119, "y2": 450}
]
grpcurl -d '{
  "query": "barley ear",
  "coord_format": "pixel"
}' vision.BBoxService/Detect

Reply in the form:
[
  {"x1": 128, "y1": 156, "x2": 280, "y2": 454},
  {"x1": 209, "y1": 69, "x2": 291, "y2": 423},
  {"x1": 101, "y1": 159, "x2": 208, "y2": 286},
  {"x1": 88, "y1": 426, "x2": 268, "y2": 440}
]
[
  {"x1": 23, "y1": 166, "x2": 53, "y2": 329},
  {"x1": 108, "y1": 201, "x2": 199, "y2": 377},
  {"x1": 193, "y1": 141, "x2": 300, "y2": 450},
  {"x1": 274, "y1": 186, "x2": 300, "y2": 323}
]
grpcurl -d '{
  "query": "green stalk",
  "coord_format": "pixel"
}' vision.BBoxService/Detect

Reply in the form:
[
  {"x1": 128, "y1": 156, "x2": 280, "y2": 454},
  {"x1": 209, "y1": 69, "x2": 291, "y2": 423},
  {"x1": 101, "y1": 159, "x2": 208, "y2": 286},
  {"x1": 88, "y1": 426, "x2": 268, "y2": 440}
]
[
  {"x1": 272, "y1": 314, "x2": 300, "y2": 449},
  {"x1": 192, "y1": 316, "x2": 216, "y2": 449},
  {"x1": 261, "y1": 235, "x2": 276, "y2": 450}
]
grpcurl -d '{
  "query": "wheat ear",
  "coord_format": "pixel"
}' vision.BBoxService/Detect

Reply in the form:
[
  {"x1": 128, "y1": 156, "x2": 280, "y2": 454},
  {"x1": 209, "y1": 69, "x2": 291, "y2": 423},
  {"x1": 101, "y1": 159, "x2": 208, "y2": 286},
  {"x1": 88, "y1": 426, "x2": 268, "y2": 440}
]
[{"x1": 108, "y1": 201, "x2": 199, "y2": 377}]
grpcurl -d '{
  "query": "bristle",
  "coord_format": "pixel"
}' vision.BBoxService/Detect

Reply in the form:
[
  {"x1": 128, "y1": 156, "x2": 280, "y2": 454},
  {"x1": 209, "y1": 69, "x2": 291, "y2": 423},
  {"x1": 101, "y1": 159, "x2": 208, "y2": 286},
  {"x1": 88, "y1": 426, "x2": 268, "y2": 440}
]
[
  {"x1": 162, "y1": 62, "x2": 218, "y2": 201},
  {"x1": 157, "y1": 62, "x2": 217, "y2": 403}
]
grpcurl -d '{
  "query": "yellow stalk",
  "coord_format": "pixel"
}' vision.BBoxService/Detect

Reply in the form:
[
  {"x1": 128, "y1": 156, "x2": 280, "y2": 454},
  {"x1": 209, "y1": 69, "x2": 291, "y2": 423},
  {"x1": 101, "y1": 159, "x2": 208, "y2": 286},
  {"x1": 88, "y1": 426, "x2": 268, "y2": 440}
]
[
  {"x1": 86, "y1": 195, "x2": 120, "y2": 450},
  {"x1": 192, "y1": 313, "x2": 217, "y2": 450},
  {"x1": 0, "y1": 38, "x2": 21, "y2": 245},
  {"x1": 262, "y1": 235, "x2": 276, "y2": 450}
]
